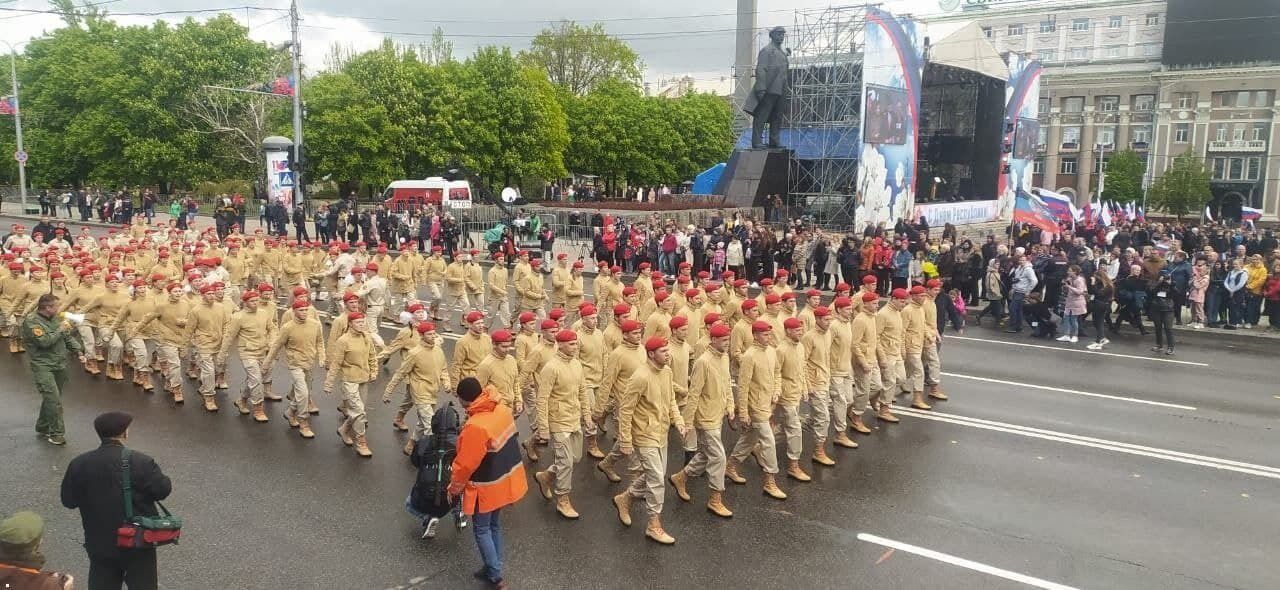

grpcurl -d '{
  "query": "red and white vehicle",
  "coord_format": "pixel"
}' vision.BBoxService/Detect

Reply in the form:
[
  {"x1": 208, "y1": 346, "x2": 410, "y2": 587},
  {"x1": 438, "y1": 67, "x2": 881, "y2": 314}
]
[{"x1": 381, "y1": 177, "x2": 472, "y2": 212}]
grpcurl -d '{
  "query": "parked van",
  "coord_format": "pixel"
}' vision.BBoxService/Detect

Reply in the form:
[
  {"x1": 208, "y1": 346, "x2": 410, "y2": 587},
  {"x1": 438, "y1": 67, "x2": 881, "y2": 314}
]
[{"x1": 382, "y1": 177, "x2": 472, "y2": 212}]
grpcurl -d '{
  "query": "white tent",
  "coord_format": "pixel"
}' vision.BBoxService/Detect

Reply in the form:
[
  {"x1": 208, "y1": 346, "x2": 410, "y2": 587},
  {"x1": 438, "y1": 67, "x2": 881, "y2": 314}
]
[{"x1": 927, "y1": 22, "x2": 1008, "y2": 80}]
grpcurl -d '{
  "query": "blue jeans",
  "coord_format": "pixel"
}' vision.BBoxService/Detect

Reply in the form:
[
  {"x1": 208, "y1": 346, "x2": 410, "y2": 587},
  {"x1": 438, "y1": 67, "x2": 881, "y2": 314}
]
[
  {"x1": 1228, "y1": 291, "x2": 1246, "y2": 326},
  {"x1": 1205, "y1": 287, "x2": 1223, "y2": 325},
  {"x1": 1062, "y1": 313, "x2": 1079, "y2": 337},
  {"x1": 472, "y1": 509, "x2": 503, "y2": 583},
  {"x1": 1245, "y1": 294, "x2": 1263, "y2": 325},
  {"x1": 659, "y1": 251, "x2": 676, "y2": 276},
  {"x1": 1008, "y1": 291, "x2": 1026, "y2": 332}
]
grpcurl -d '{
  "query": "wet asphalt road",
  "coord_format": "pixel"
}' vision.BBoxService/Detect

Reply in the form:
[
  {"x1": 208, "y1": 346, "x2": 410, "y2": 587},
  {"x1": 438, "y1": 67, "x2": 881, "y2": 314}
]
[{"x1": 3, "y1": 215, "x2": 1280, "y2": 589}]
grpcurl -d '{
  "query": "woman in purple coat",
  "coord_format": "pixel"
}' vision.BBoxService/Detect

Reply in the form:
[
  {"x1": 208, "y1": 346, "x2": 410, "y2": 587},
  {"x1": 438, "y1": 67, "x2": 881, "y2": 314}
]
[{"x1": 1057, "y1": 265, "x2": 1088, "y2": 344}]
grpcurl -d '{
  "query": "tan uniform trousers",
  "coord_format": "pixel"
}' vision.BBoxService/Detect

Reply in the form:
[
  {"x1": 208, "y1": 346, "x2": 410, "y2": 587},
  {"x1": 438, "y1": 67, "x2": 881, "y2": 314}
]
[
  {"x1": 410, "y1": 400, "x2": 435, "y2": 442},
  {"x1": 853, "y1": 364, "x2": 882, "y2": 416},
  {"x1": 77, "y1": 325, "x2": 100, "y2": 359},
  {"x1": 683, "y1": 427, "x2": 726, "y2": 491},
  {"x1": 486, "y1": 297, "x2": 511, "y2": 329},
  {"x1": 287, "y1": 367, "x2": 314, "y2": 418},
  {"x1": 548, "y1": 430, "x2": 583, "y2": 495},
  {"x1": 828, "y1": 375, "x2": 853, "y2": 433},
  {"x1": 778, "y1": 404, "x2": 804, "y2": 461},
  {"x1": 923, "y1": 340, "x2": 942, "y2": 386},
  {"x1": 125, "y1": 337, "x2": 150, "y2": 373},
  {"x1": 442, "y1": 293, "x2": 468, "y2": 326},
  {"x1": 807, "y1": 386, "x2": 833, "y2": 443},
  {"x1": 196, "y1": 351, "x2": 218, "y2": 397},
  {"x1": 583, "y1": 388, "x2": 599, "y2": 436},
  {"x1": 155, "y1": 344, "x2": 183, "y2": 390},
  {"x1": 340, "y1": 381, "x2": 370, "y2": 436},
  {"x1": 878, "y1": 357, "x2": 907, "y2": 406},
  {"x1": 625, "y1": 446, "x2": 668, "y2": 516},
  {"x1": 239, "y1": 354, "x2": 265, "y2": 404},
  {"x1": 97, "y1": 328, "x2": 124, "y2": 364},
  {"x1": 904, "y1": 351, "x2": 925, "y2": 392},
  {"x1": 730, "y1": 420, "x2": 779, "y2": 474}
]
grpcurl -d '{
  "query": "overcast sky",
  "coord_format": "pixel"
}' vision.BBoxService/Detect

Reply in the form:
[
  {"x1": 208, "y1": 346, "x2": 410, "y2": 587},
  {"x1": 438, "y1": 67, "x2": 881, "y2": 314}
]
[{"x1": 0, "y1": 0, "x2": 955, "y2": 85}]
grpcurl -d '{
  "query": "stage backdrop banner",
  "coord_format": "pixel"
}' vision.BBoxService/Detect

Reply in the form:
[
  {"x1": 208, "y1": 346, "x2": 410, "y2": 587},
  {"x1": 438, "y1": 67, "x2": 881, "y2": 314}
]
[
  {"x1": 266, "y1": 149, "x2": 294, "y2": 208},
  {"x1": 914, "y1": 200, "x2": 999, "y2": 226},
  {"x1": 856, "y1": 8, "x2": 924, "y2": 230},
  {"x1": 997, "y1": 54, "x2": 1043, "y2": 222}
]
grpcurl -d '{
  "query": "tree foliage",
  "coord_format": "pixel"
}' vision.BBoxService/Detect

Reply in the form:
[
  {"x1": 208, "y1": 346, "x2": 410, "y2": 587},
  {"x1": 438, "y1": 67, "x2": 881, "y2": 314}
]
[
  {"x1": 1100, "y1": 148, "x2": 1144, "y2": 204},
  {"x1": 521, "y1": 21, "x2": 643, "y2": 95},
  {"x1": 1147, "y1": 151, "x2": 1212, "y2": 220}
]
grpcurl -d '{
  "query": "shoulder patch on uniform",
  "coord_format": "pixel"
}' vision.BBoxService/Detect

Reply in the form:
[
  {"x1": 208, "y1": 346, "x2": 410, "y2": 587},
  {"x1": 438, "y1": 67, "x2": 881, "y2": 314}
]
[{"x1": 31, "y1": 326, "x2": 43, "y2": 337}]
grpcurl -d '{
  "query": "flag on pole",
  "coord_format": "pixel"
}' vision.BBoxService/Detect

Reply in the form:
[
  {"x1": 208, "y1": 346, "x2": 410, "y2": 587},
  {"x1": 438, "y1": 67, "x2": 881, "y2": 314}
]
[
  {"x1": 1101, "y1": 202, "x2": 1113, "y2": 227},
  {"x1": 269, "y1": 76, "x2": 295, "y2": 96},
  {"x1": 1136, "y1": 206, "x2": 1145, "y2": 223},
  {"x1": 1014, "y1": 190, "x2": 1060, "y2": 233},
  {"x1": 0, "y1": 96, "x2": 14, "y2": 115},
  {"x1": 1036, "y1": 189, "x2": 1076, "y2": 223},
  {"x1": 1241, "y1": 206, "x2": 1262, "y2": 222},
  {"x1": 1204, "y1": 205, "x2": 1214, "y2": 222}
]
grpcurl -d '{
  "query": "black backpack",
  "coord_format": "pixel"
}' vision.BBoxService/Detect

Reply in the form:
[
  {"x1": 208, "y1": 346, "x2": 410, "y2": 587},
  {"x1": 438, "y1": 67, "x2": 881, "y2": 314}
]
[{"x1": 409, "y1": 403, "x2": 462, "y2": 518}]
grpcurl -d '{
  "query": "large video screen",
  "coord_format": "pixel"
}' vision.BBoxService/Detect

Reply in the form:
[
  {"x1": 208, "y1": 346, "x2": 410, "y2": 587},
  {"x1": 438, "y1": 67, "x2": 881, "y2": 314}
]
[
  {"x1": 1014, "y1": 118, "x2": 1039, "y2": 161},
  {"x1": 1163, "y1": 0, "x2": 1280, "y2": 67},
  {"x1": 863, "y1": 84, "x2": 910, "y2": 145}
]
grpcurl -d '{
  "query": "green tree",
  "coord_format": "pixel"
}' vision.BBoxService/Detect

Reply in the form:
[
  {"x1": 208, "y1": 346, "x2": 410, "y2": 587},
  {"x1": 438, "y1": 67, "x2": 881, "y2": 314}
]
[
  {"x1": 521, "y1": 21, "x2": 643, "y2": 95},
  {"x1": 301, "y1": 72, "x2": 400, "y2": 192},
  {"x1": 1100, "y1": 148, "x2": 1144, "y2": 204},
  {"x1": 1147, "y1": 151, "x2": 1211, "y2": 220}
]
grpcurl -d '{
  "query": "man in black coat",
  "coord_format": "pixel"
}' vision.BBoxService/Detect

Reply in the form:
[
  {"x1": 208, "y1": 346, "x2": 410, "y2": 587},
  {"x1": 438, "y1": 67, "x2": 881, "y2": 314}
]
[{"x1": 61, "y1": 411, "x2": 171, "y2": 590}]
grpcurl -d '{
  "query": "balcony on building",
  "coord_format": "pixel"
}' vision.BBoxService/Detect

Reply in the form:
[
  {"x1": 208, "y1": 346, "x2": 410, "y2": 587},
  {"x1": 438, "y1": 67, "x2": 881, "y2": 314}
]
[
  {"x1": 1060, "y1": 142, "x2": 1080, "y2": 152},
  {"x1": 1130, "y1": 141, "x2": 1150, "y2": 150},
  {"x1": 1207, "y1": 139, "x2": 1267, "y2": 152}
]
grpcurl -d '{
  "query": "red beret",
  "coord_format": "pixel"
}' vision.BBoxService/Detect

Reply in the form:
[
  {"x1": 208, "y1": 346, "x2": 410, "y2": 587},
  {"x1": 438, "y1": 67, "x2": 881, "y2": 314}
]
[
  {"x1": 751, "y1": 320, "x2": 772, "y2": 333},
  {"x1": 909, "y1": 285, "x2": 926, "y2": 295},
  {"x1": 613, "y1": 303, "x2": 631, "y2": 316},
  {"x1": 784, "y1": 317, "x2": 803, "y2": 330},
  {"x1": 740, "y1": 299, "x2": 758, "y2": 311},
  {"x1": 650, "y1": 272, "x2": 664, "y2": 280},
  {"x1": 465, "y1": 311, "x2": 485, "y2": 324},
  {"x1": 644, "y1": 336, "x2": 667, "y2": 351},
  {"x1": 6, "y1": 263, "x2": 22, "y2": 271},
  {"x1": 556, "y1": 253, "x2": 567, "y2": 260},
  {"x1": 703, "y1": 312, "x2": 721, "y2": 325},
  {"x1": 760, "y1": 278, "x2": 773, "y2": 287},
  {"x1": 651, "y1": 280, "x2": 664, "y2": 291},
  {"x1": 620, "y1": 319, "x2": 642, "y2": 333},
  {"x1": 241, "y1": 290, "x2": 260, "y2": 301},
  {"x1": 350, "y1": 266, "x2": 366, "y2": 274},
  {"x1": 622, "y1": 287, "x2": 637, "y2": 296},
  {"x1": 836, "y1": 282, "x2": 851, "y2": 292},
  {"x1": 491, "y1": 329, "x2": 513, "y2": 343},
  {"x1": 677, "y1": 275, "x2": 690, "y2": 284},
  {"x1": 709, "y1": 324, "x2": 732, "y2": 338},
  {"x1": 342, "y1": 292, "x2": 360, "y2": 302},
  {"x1": 167, "y1": 282, "x2": 182, "y2": 291},
  {"x1": 610, "y1": 265, "x2": 622, "y2": 274},
  {"x1": 655, "y1": 291, "x2": 669, "y2": 303},
  {"x1": 291, "y1": 299, "x2": 311, "y2": 309},
  {"x1": 697, "y1": 271, "x2": 710, "y2": 279},
  {"x1": 416, "y1": 321, "x2": 436, "y2": 334},
  {"x1": 733, "y1": 279, "x2": 748, "y2": 288},
  {"x1": 365, "y1": 262, "x2": 379, "y2": 272},
  {"x1": 685, "y1": 288, "x2": 700, "y2": 298},
  {"x1": 406, "y1": 302, "x2": 425, "y2": 313},
  {"x1": 926, "y1": 278, "x2": 943, "y2": 289},
  {"x1": 579, "y1": 303, "x2": 597, "y2": 317},
  {"x1": 892, "y1": 288, "x2": 909, "y2": 300},
  {"x1": 862, "y1": 275, "x2": 878, "y2": 285},
  {"x1": 555, "y1": 330, "x2": 577, "y2": 343},
  {"x1": 572, "y1": 261, "x2": 584, "y2": 269},
  {"x1": 540, "y1": 319, "x2": 559, "y2": 331},
  {"x1": 679, "y1": 261, "x2": 691, "y2": 269},
  {"x1": 813, "y1": 305, "x2": 831, "y2": 317},
  {"x1": 199, "y1": 284, "x2": 216, "y2": 294},
  {"x1": 862, "y1": 291, "x2": 879, "y2": 303},
  {"x1": 50, "y1": 271, "x2": 65, "y2": 279},
  {"x1": 548, "y1": 308, "x2": 565, "y2": 320},
  {"x1": 530, "y1": 259, "x2": 542, "y2": 267},
  {"x1": 257, "y1": 283, "x2": 274, "y2": 293},
  {"x1": 347, "y1": 312, "x2": 365, "y2": 321},
  {"x1": 669, "y1": 316, "x2": 688, "y2": 330},
  {"x1": 292, "y1": 286, "x2": 309, "y2": 297},
  {"x1": 781, "y1": 292, "x2": 796, "y2": 301},
  {"x1": 432, "y1": 246, "x2": 443, "y2": 252},
  {"x1": 833, "y1": 296, "x2": 853, "y2": 308},
  {"x1": 519, "y1": 311, "x2": 537, "y2": 324},
  {"x1": 639, "y1": 262, "x2": 650, "y2": 269},
  {"x1": 806, "y1": 289, "x2": 822, "y2": 297}
]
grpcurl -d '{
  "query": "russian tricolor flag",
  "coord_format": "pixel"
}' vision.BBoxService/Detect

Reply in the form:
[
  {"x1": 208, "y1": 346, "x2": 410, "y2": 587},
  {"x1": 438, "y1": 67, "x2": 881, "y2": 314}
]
[
  {"x1": 1035, "y1": 189, "x2": 1076, "y2": 223},
  {"x1": 1241, "y1": 206, "x2": 1262, "y2": 222}
]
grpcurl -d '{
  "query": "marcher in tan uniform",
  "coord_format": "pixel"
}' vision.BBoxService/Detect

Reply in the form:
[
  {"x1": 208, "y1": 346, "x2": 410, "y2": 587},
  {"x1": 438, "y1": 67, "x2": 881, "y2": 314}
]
[
  {"x1": 464, "y1": 250, "x2": 485, "y2": 313},
  {"x1": 451, "y1": 311, "x2": 491, "y2": 385},
  {"x1": 725, "y1": 321, "x2": 787, "y2": 500},
  {"x1": 611, "y1": 336, "x2": 688, "y2": 545},
  {"x1": 134, "y1": 283, "x2": 193, "y2": 402},
  {"x1": 564, "y1": 261, "x2": 586, "y2": 323},
  {"x1": 902, "y1": 286, "x2": 933, "y2": 411},
  {"x1": 221, "y1": 290, "x2": 278, "y2": 422},
  {"x1": 532, "y1": 329, "x2": 589, "y2": 520},
  {"x1": 514, "y1": 259, "x2": 547, "y2": 318},
  {"x1": 666, "y1": 316, "x2": 697, "y2": 465},
  {"x1": 518, "y1": 319, "x2": 559, "y2": 461},
  {"x1": 422, "y1": 247, "x2": 447, "y2": 321},
  {"x1": 382, "y1": 322, "x2": 451, "y2": 455},
  {"x1": 442, "y1": 255, "x2": 469, "y2": 331},
  {"x1": 592, "y1": 319, "x2": 645, "y2": 483},
  {"x1": 849, "y1": 291, "x2": 883, "y2": 434},
  {"x1": 109, "y1": 279, "x2": 158, "y2": 390},
  {"x1": 667, "y1": 323, "x2": 734, "y2": 517},
  {"x1": 324, "y1": 312, "x2": 379, "y2": 457},
  {"x1": 922, "y1": 279, "x2": 949, "y2": 402},
  {"x1": 802, "y1": 306, "x2": 837, "y2": 465},
  {"x1": 264, "y1": 299, "x2": 326, "y2": 438},
  {"x1": 186, "y1": 284, "x2": 231, "y2": 411},
  {"x1": 570, "y1": 304, "x2": 605, "y2": 459},
  {"x1": 475, "y1": 329, "x2": 520, "y2": 409},
  {"x1": 824, "y1": 297, "x2": 860, "y2": 449},
  {"x1": 549, "y1": 254, "x2": 571, "y2": 309},
  {"x1": 485, "y1": 253, "x2": 511, "y2": 329},
  {"x1": 379, "y1": 302, "x2": 430, "y2": 430},
  {"x1": 79, "y1": 275, "x2": 130, "y2": 380},
  {"x1": 0, "y1": 262, "x2": 28, "y2": 351},
  {"x1": 874, "y1": 289, "x2": 909, "y2": 423},
  {"x1": 643, "y1": 291, "x2": 675, "y2": 340},
  {"x1": 776, "y1": 317, "x2": 812, "y2": 482}
]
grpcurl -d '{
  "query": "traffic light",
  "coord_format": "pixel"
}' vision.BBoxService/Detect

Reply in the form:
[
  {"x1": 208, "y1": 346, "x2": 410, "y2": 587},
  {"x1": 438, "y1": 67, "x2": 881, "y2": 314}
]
[{"x1": 288, "y1": 145, "x2": 304, "y2": 171}]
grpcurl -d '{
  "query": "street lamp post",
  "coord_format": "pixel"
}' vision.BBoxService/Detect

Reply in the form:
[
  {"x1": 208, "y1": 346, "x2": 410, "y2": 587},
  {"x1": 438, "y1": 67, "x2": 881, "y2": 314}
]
[{"x1": 2, "y1": 41, "x2": 27, "y2": 211}]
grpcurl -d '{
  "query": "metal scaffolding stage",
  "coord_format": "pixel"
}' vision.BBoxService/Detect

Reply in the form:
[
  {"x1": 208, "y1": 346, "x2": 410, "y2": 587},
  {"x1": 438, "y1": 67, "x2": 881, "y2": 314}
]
[{"x1": 787, "y1": 5, "x2": 869, "y2": 224}]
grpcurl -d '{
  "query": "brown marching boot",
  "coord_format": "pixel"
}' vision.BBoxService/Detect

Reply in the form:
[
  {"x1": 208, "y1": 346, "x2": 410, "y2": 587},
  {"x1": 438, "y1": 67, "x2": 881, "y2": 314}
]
[
  {"x1": 307, "y1": 398, "x2": 320, "y2": 415},
  {"x1": 403, "y1": 438, "x2": 415, "y2": 456},
  {"x1": 392, "y1": 410, "x2": 408, "y2": 431},
  {"x1": 612, "y1": 492, "x2": 632, "y2": 526},
  {"x1": 215, "y1": 374, "x2": 229, "y2": 390},
  {"x1": 297, "y1": 418, "x2": 315, "y2": 439},
  {"x1": 233, "y1": 398, "x2": 251, "y2": 415},
  {"x1": 337, "y1": 421, "x2": 355, "y2": 446},
  {"x1": 84, "y1": 358, "x2": 101, "y2": 375},
  {"x1": 169, "y1": 387, "x2": 184, "y2": 404},
  {"x1": 140, "y1": 373, "x2": 154, "y2": 392},
  {"x1": 8, "y1": 337, "x2": 18, "y2": 353},
  {"x1": 585, "y1": 434, "x2": 605, "y2": 459},
  {"x1": 555, "y1": 494, "x2": 580, "y2": 520},
  {"x1": 534, "y1": 470, "x2": 554, "y2": 500},
  {"x1": 107, "y1": 362, "x2": 124, "y2": 380},
  {"x1": 833, "y1": 433, "x2": 859, "y2": 449},
  {"x1": 762, "y1": 473, "x2": 788, "y2": 500},
  {"x1": 877, "y1": 406, "x2": 900, "y2": 423},
  {"x1": 706, "y1": 491, "x2": 733, "y2": 518},
  {"x1": 251, "y1": 402, "x2": 269, "y2": 423},
  {"x1": 202, "y1": 396, "x2": 219, "y2": 412},
  {"x1": 850, "y1": 415, "x2": 873, "y2": 434},
  {"x1": 668, "y1": 470, "x2": 691, "y2": 502},
  {"x1": 929, "y1": 384, "x2": 949, "y2": 401},
  {"x1": 263, "y1": 388, "x2": 283, "y2": 402},
  {"x1": 644, "y1": 515, "x2": 675, "y2": 545},
  {"x1": 522, "y1": 438, "x2": 541, "y2": 462},
  {"x1": 284, "y1": 407, "x2": 300, "y2": 428},
  {"x1": 911, "y1": 391, "x2": 932, "y2": 410},
  {"x1": 597, "y1": 458, "x2": 622, "y2": 483},
  {"x1": 811, "y1": 444, "x2": 836, "y2": 466},
  {"x1": 725, "y1": 459, "x2": 747, "y2": 484},
  {"x1": 786, "y1": 460, "x2": 812, "y2": 482},
  {"x1": 354, "y1": 434, "x2": 373, "y2": 457},
  {"x1": 131, "y1": 368, "x2": 143, "y2": 386}
]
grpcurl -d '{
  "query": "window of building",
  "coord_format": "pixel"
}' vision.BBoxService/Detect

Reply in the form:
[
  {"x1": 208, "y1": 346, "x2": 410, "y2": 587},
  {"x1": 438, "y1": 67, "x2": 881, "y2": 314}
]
[
  {"x1": 1039, "y1": 49, "x2": 1056, "y2": 62},
  {"x1": 1133, "y1": 95, "x2": 1155, "y2": 111},
  {"x1": 1062, "y1": 126, "x2": 1081, "y2": 146},
  {"x1": 1132, "y1": 125, "x2": 1152, "y2": 144},
  {"x1": 1094, "y1": 157, "x2": 1110, "y2": 174},
  {"x1": 1175, "y1": 92, "x2": 1195, "y2": 109},
  {"x1": 1037, "y1": 126, "x2": 1048, "y2": 146},
  {"x1": 1008, "y1": 23, "x2": 1024, "y2": 36},
  {"x1": 1063, "y1": 96, "x2": 1084, "y2": 112},
  {"x1": 1072, "y1": 18, "x2": 1089, "y2": 32},
  {"x1": 1145, "y1": 13, "x2": 1160, "y2": 26},
  {"x1": 1215, "y1": 123, "x2": 1228, "y2": 142},
  {"x1": 1252, "y1": 123, "x2": 1268, "y2": 141},
  {"x1": 1060, "y1": 157, "x2": 1078, "y2": 174},
  {"x1": 1174, "y1": 123, "x2": 1190, "y2": 143},
  {"x1": 1255, "y1": 91, "x2": 1271, "y2": 107},
  {"x1": 1247, "y1": 157, "x2": 1262, "y2": 180},
  {"x1": 1038, "y1": 97, "x2": 1050, "y2": 113},
  {"x1": 1213, "y1": 158, "x2": 1225, "y2": 179},
  {"x1": 1108, "y1": 16, "x2": 1122, "y2": 29},
  {"x1": 1143, "y1": 44, "x2": 1160, "y2": 57},
  {"x1": 1229, "y1": 158, "x2": 1244, "y2": 180},
  {"x1": 1096, "y1": 127, "x2": 1116, "y2": 146},
  {"x1": 1040, "y1": 17, "x2": 1056, "y2": 33},
  {"x1": 1232, "y1": 125, "x2": 1246, "y2": 142},
  {"x1": 1033, "y1": 158, "x2": 1044, "y2": 174},
  {"x1": 1237, "y1": 91, "x2": 1251, "y2": 107},
  {"x1": 982, "y1": 27, "x2": 992, "y2": 38},
  {"x1": 1069, "y1": 47, "x2": 1088, "y2": 61},
  {"x1": 1217, "y1": 92, "x2": 1235, "y2": 107},
  {"x1": 1105, "y1": 46, "x2": 1125, "y2": 58},
  {"x1": 1097, "y1": 96, "x2": 1119, "y2": 112}
]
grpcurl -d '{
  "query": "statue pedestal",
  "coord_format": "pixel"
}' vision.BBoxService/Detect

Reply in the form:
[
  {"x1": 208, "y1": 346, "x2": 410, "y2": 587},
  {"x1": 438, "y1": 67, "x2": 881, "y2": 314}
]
[{"x1": 713, "y1": 148, "x2": 792, "y2": 208}]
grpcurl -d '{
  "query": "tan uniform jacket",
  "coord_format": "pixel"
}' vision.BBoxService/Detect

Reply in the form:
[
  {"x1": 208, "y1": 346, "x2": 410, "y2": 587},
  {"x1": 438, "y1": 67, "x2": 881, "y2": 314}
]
[
  {"x1": 802, "y1": 328, "x2": 832, "y2": 392},
  {"x1": 386, "y1": 343, "x2": 450, "y2": 405},
  {"x1": 617, "y1": 360, "x2": 683, "y2": 449},
  {"x1": 776, "y1": 336, "x2": 808, "y2": 406},
  {"x1": 220, "y1": 307, "x2": 278, "y2": 359},
  {"x1": 452, "y1": 331, "x2": 491, "y2": 385},
  {"x1": 186, "y1": 302, "x2": 230, "y2": 355},
  {"x1": 876, "y1": 306, "x2": 904, "y2": 360},
  {"x1": 828, "y1": 317, "x2": 854, "y2": 377},
  {"x1": 595, "y1": 341, "x2": 644, "y2": 417},
  {"x1": 266, "y1": 316, "x2": 326, "y2": 369},
  {"x1": 737, "y1": 342, "x2": 780, "y2": 422},
  {"x1": 476, "y1": 353, "x2": 520, "y2": 408},
  {"x1": 326, "y1": 331, "x2": 378, "y2": 385},
  {"x1": 902, "y1": 302, "x2": 926, "y2": 354},
  {"x1": 686, "y1": 348, "x2": 732, "y2": 429},
  {"x1": 536, "y1": 351, "x2": 589, "y2": 434}
]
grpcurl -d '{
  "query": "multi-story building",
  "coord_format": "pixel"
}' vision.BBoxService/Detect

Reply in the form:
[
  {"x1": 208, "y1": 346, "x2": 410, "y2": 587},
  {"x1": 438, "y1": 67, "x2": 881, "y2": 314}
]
[{"x1": 924, "y1": 0, "x2": 1280, "y2": 221}]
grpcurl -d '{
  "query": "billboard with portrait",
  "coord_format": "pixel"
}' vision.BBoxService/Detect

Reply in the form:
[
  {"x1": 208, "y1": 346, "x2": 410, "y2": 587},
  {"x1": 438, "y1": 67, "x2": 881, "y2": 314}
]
[
  {"x1": 856, "y1": 8, "x2": 923, "y2": 229},
  {"x1": 997, "y1": 54, "x2": 1043, "y2": 222}
]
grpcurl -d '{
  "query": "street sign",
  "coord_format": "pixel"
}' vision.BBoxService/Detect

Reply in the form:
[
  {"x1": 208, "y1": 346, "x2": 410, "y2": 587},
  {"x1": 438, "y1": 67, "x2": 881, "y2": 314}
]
[{"x1": 14, "y1": 150, "x2": 27, "y2": 163}]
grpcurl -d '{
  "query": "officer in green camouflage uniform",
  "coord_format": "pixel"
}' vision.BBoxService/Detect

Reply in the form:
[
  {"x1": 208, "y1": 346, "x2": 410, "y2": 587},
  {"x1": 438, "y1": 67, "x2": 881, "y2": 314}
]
[{"x1": 22, "y1": 294, "x2": 84, "y2": 446}]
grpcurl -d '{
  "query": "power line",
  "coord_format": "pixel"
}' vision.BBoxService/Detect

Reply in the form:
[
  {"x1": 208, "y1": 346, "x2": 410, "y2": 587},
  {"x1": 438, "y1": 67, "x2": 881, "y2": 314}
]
[{"x1": 0, "y1": 4, "x2": 286, "y2": 18}]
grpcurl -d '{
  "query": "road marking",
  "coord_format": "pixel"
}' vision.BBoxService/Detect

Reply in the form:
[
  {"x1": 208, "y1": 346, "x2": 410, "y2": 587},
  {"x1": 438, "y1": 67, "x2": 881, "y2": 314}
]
[
  {"x1": 857, "y1": 533, "x2": 1080, "y2": 590},
  {"x1": 942, "y1": 372, "x2": 1197, "y2": 411},
  {"x1": 894, "y1": 408, "x2": 1280, "y2": 480},
  {"x1": 947, "y1": 335, "x2": 1209, "y2": 367}
]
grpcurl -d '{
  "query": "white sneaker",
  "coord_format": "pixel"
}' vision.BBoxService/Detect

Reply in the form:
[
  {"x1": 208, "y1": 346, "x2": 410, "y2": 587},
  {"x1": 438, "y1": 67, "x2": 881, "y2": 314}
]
[
  {"x1": 1086, "y1": 342, "x2": 1100, "y2": 350},
  {"x1": 1244, "y1": 323, "x2": 1252, "y2": 329},
  {"x1": 1069, "y1": 336, "x2": 1078, "y2": 343},
  {"x1": 1100, "y1": 338, "x2": 1110, "y2": 346},
  {"x1": 1055, "y1": 335, "x2": 1072, "y2": 342},
  {"x1": 422, "y1": 517, "x2": 440, "y2": 539}
]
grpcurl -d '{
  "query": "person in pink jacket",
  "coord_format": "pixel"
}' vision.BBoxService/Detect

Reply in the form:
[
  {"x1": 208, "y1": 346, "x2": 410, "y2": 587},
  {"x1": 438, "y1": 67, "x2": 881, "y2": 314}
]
[
  {"x1": 1057, "y1": 265, "x2": 1088, "y2": 344},
  {"x1": 1188, "y1": 260, "x2": 1209, "y2": 329}
]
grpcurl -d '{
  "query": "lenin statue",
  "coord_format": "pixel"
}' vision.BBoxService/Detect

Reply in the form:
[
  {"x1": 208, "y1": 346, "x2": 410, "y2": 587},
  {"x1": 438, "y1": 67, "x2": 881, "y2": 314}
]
[{"x1": 743, "y1": 27, "x2": 790, "y2": 149}]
